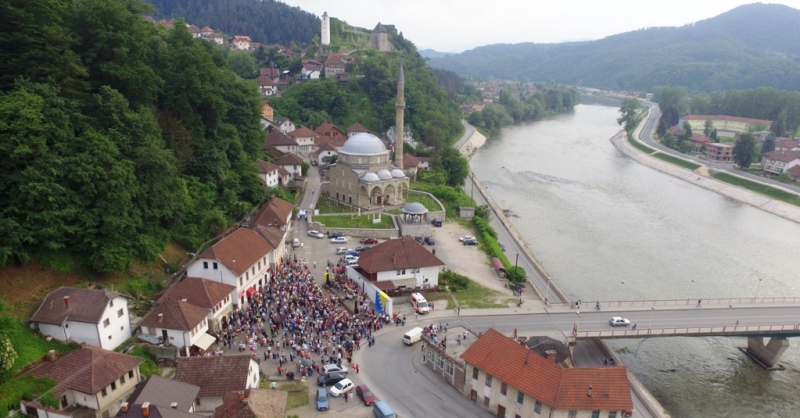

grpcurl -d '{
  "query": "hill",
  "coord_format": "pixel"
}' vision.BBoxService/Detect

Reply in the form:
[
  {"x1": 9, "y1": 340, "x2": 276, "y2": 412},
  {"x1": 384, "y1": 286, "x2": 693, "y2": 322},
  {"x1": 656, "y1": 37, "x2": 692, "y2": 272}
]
[
  {"x1": 146, "y1": 0, "x2": 319, "y2": 46},
  {"x1": 428, "y1": 3, "x2": 800, "y2": 92}
]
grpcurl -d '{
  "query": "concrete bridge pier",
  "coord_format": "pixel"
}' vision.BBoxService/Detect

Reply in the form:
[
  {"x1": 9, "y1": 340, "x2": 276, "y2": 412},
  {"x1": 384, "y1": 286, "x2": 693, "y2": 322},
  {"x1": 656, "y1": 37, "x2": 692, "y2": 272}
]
[{"x1": 746, "y1": 337, "x2": 789, "y2": 368}]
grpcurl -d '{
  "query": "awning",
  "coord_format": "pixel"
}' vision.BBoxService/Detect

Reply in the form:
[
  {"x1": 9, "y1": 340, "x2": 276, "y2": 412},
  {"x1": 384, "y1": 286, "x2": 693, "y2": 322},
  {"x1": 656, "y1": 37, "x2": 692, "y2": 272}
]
[
  {"x1": 374, "y1": 280, "x2": 398, "y2": 291},
  {"x1": 194, "y1": 333, "x2": 216, "y2": 351},
  {"x1": 491, "y1": 257, "x2": 505, "y2": 271},
  {"x1": 246, "y1": 286, "x2": 256, "y2": 297}
]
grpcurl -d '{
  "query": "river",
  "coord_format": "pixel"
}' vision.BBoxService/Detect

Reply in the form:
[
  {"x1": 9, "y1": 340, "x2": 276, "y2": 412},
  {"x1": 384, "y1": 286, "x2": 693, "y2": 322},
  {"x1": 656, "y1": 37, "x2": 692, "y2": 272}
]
[{"x1": 469, "y1": 96, "x2": 800, "y2": 418}]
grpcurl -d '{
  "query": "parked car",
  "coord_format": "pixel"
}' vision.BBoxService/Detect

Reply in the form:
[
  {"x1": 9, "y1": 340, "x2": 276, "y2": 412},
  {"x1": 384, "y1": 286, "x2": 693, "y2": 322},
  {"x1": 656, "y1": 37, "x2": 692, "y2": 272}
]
[
  {"x1": 424, "y1": 237, "x2": 435, "y2": 245},
  {"x1": 331, "y1": 236, "x2": 348, "y2": 244},
  {"x1": 308, "y1": 230, "x2": 324, "y2": 238},
  {"x1": 311, "y1": 159, "x2": 318, "y2": 166},
  {"x1": 356, "y1": 384, "x2": 376, "y2": 406},
  {"x1": 345, "y1": 255, "x2": 359, "y2": 265},
  {"x1": 328, "y1": 231, "x2": 344, "y2": 238},
  {"x1": 609, "y1": 317, "x2": 631, "y2": 327},
  {"x1": 316, "y1": 388, "x2": 329, "y2": 411},
  {"x1": 360, "y1": 237, "x2": 378, "y2": 244},
  {"x1": 431, "y1": 218, "x2": 442, "y2": 227},
  {"x1": 330, "y1": 378, "x2": 355, "y2": 397},
  {"x1": 459, "y1": 235, "x2": 476, "y2": 242},
  {"x1": 414, "y1": 237, "x2": 425, "y2": 244},
  {"x1": 292, "y1": 238, "x2": 301, "y2": 248},
  {"x1": 345, "y1": 250, "x2": 359, "y2": 257},
  {"x1": 317, "y1": 372, "x2": 347, "y2": 387},
  {"x1": 499, "y1": 242, "x2": 506, "y2": 251},
  {"x1": 355, "y1": 246, "x2": 371, "y2": 253},
  {"x1": 336, "y1": 247, "x2": 352, "y2": 255},
  {"x1": 322, "y1": 364, "x2": 349, "y2": 375},
  {"x1": 463, "y1": 239, "x2": 479, "y2": 246}
]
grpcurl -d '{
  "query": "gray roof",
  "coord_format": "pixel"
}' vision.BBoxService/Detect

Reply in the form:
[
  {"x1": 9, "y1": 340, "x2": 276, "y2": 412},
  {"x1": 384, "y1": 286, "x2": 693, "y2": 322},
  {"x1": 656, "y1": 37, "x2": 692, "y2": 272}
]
[
  {"x1": 30, "y1": 287, "x2": 121, "y2": 325},
  {"x1": 117, "y1": 404, "x2": 197, "y2": 418},
  {"x1": 403, "y1": 202, "x2": 428, "y2": 214},
  {"x1": 373, "y1": 22, "x2": 387, "y2": 33},
  {"x1": 361, "y1": 172, "x2": 380, "y2": 182},
  {"x1": 128, "y1": 376, "x2": 200, "y2": 411},
  {"x1": 340, "y1": 133, "x2": 389, "y2": 156}
]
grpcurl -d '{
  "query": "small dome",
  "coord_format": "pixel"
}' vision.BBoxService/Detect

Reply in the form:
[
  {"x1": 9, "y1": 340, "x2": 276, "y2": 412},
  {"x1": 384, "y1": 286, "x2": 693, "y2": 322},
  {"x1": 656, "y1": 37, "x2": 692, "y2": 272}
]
[
  {"x1": 377, "y1": 169, "x2": 392, "y2": 180},
  {"x1": 361, "y1": 172, "x2": 380, "y2": 182},
  {"x1": 391, "y1": 169, "x2": 406, "y2": 178},
  {"x1": 340, "y1": 133, "x2": 389, "y2": 156},
  {"x1": 403, "y1": 202, "x2": 428, "y2": 214}
]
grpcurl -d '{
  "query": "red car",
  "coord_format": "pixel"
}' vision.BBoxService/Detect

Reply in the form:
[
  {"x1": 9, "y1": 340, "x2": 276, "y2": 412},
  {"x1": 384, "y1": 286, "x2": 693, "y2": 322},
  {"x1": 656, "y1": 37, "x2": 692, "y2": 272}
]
[
  {"x1": 360, "y1": 237, "x2": 378, "y2": 244},
  {"x1": 355, "y1": 384, "x2": 376, "y2": 406}
]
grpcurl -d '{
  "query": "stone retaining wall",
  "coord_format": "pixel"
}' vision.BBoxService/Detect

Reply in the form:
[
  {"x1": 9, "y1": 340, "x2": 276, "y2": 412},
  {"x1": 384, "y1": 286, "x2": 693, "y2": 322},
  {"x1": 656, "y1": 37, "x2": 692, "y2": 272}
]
[{"x1": 458, "y1": 127, "x2": 487, "y2": 157}]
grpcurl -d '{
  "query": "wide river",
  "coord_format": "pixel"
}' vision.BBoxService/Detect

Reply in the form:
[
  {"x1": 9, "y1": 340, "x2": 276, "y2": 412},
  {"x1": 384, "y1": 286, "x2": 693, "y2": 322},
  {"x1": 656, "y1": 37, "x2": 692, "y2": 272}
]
[{"x1": 469, "y1": 96, "x2": 800, "y2": 418}]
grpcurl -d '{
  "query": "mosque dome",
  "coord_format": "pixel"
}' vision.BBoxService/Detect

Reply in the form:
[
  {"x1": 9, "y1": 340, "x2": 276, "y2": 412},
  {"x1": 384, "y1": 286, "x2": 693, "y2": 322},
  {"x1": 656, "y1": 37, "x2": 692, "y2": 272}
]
[
  {"x1": 391, "y1": 169, "x2": 406, "y2": 178},
  {"x1": 376, "y1": 169, "x2": 392, "y2": 180},
  {"x1": 340, "y1": 133, "x2": 389, "y2": 156},
  {"x1": 402, "y1": 202, "x2": 428, "y2": 214},
  {"x1": 361, "y1": 172, "x2": 380, "y2": 182}
]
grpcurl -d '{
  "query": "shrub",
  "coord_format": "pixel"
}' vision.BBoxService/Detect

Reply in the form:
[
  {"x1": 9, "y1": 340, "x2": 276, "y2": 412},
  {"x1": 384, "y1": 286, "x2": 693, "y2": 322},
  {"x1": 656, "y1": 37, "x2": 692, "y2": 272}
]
[{"x1": 439, "y1": 269, "x2": 470, "y2": 291}]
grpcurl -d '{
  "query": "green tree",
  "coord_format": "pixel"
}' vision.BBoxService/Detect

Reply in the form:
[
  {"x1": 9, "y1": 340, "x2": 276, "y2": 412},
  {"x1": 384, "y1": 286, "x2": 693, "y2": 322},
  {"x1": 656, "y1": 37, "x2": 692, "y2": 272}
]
[
  {"x1": 617, "y1": 98, "x2": 644, "y2": 132},
  {"x1": 227, "y1": 50, "x2": 258, "y2": 79},
  {"x1": 772, "y1": 110, "x2": 787, "y2": 136},
  {"x1": 703, "y1": 119, "x2": 714, "y2": 137},
  {"x1": 733, "y1": 133, "x2": 757, "y2": 168},
  {"x1": 438, "y1": 148, "x2": 469, "y2": 187},
  {"x1": 661, "y1": 132, "x2": 676, "y2": 149},
  {"x1": 657, "y1": 86, "x2": 687, "y2": 127},
  {"x1": 711, "y1": 129, "x2": 718, "y2": 142},
  {"x1": 682, "y1": 121, "x2": 693, "y2": 139},
  {"x1": 762, "y1": 134, "x2": 776, "y2": 154}
]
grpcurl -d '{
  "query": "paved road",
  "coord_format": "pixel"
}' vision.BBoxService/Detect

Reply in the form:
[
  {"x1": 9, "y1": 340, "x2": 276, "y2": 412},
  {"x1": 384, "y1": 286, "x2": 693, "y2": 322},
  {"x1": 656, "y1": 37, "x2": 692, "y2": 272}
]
[{"x1": 639, "y1": 105, "x2": 800, "y2": 194}]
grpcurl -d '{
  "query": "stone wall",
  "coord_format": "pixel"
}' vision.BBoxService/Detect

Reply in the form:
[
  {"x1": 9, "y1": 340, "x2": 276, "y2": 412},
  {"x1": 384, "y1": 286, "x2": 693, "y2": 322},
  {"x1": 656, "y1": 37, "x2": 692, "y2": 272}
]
[
  {"x1": 458, "y1": 127, "x2": 487, "y2": 158},
  {"x1": 309, "y1": 215, "x2": 399, "y2": 239},
  {"x1": 421, "y1": 335, "x2": 467, "y2": 389}
]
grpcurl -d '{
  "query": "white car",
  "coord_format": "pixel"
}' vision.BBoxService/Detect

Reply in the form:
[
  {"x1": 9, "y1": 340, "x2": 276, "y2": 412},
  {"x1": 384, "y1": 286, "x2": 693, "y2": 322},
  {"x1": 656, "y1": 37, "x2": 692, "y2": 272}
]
[
  {"x1": 609, "y1": 317, "x2": 630, "y2": 327},
  {"x1": 336, "y1": 247, "x2": 352, "y2": 255},
  {"x1": 344, "y1": 255, "x2": 359, "y2": 265},
  {"x1": 329, "y1": 378, "x2": 355, "y2": 397},
  {"x1": 322, "y1": 364, "x2": 349, "y2": 375},
  {"x1": 331, "y1": 236, "x2": 348, "y2": 244},
  {"x1": 459, "y1": 235, "x2": 476, "y2": 242},
  {"x1": 308, "y1": 230, "x2": 324, "y2": 238}
]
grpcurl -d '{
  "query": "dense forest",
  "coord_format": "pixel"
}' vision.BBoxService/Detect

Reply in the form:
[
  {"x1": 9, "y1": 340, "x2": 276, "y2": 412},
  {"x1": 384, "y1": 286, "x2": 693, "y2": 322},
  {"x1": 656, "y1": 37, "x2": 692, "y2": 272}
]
[
  {"x1": 146, "y1": 0, "x2": 319, "y2": 46},
  {"x1": 269, "y1": 29, "x2": 464, "y2": 151},
  {"x1": 467, "y1": 85, "x2": 579, "y2": 135},
  {"x1": 429, "y1": 3, "x2": 800, "y2": 93},
  {"x1": 0, "y1": 0, "x2": 267, "y2": 273}
]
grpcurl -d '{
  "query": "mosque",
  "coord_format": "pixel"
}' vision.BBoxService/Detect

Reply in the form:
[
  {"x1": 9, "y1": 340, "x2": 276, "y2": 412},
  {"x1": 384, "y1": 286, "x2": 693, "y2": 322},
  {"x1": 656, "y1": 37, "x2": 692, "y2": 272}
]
[{"x1": 327, "y1": 63, "x2": 410, "y2": 209}]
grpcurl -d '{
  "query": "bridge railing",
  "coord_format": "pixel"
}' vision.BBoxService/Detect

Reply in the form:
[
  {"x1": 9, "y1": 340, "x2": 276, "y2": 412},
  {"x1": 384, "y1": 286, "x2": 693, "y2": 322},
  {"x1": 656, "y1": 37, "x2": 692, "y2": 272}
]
[
  {"x1": 550, "y1": 297, "x2": 800, "y2": 309},
  {"x1": 571, "y1": 323, "x2": 800, "y2": 340}
]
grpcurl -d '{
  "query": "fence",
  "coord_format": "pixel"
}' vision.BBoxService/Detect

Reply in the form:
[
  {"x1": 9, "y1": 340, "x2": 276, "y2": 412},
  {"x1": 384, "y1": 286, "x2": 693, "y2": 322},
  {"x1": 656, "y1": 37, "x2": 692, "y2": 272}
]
[
  {"x1": 570, "y1": 323, "x2": 800, "y2": 341},
  {"x1": 550, "y1": 297, "x2": 800, "y2": 309}
]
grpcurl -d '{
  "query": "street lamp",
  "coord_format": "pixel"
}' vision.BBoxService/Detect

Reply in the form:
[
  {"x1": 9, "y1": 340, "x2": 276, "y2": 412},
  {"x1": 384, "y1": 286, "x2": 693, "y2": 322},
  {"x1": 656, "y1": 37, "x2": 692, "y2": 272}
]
[
  {"x1": 544, "y1": 279, "x2": 552, "y2": 305},
  {"x1": 755, "y1": 278, "x2": 763, "y2": 302},
  {"x1": 576, "y1": 310, "x2": 581, "y2": 332},
  {"x1": 648, "y1": 306, "x2": 655, "y2": 330},
  {"x1": 515, "y1": 252, "x2": 519, "y2": 269}
]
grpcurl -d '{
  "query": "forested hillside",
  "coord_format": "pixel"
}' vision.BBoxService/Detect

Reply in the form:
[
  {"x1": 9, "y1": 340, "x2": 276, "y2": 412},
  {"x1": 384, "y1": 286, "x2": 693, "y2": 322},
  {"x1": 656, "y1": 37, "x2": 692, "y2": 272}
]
[
  {"x1": 269, "y1": 29, "x2": 463, "y2": 150},
  {"x1": 0, "y1": 0, "x2": 267, "y2": 273},
  {"x1": 429, "y1": 3, "x2": 800, "y2": 92},
  {"x1": 146, "y1": 0, "x2": 319, "y2": 46}
]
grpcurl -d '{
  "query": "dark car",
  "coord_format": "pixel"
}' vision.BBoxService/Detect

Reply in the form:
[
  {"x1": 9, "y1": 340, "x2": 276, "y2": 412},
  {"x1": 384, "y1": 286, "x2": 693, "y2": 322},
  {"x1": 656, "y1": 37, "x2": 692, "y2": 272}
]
[
  {"x1": 463, "y1": 239, "x2": 479, "y2": 246},
  {"x1": 355, "y1": 384, "x2": 376, "y2": 406},
  {"x1": 414, "y1": 237, "x2": 425, "y2": 244},
  {"x1": 317, "y1": 372, "x2": 347, "y2": 387},
  {"x1": 355, "y1": 246, "x2": 371, "y2": 253},
  {"x1": 311, "y1": 159, "x2": 319, "y2": 166},
  {"x1": 431, "y1": 218, "x2": 443, "y2": 227},
  {"x1": 424, "y1": 237, "x2": 435, "y2": 245},
  {"x1": 328, "y1": 231, "x2": 344, "y2": 238},
  {"x1": 346, "y1": 250, "x2": 359, "y2": 257},
  {"x1": 360, "y1": 237, "x2": 378, "y2": 244},
  {"x1": 316, "y1": 388, "x2": 329, "y2": 410}
]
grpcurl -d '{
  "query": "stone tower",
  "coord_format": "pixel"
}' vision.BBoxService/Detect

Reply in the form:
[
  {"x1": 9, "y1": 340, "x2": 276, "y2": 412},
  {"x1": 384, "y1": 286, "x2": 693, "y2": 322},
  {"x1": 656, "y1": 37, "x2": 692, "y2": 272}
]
[
  {"x1": 394, "y1": 62, "x2": 405, "y2": 169},
  {"x1": 370, "y1": 22, "x2": 390, "y2": 52},
  {"x1": 321, "y1": 12, "x2": 330, "y2": 46}
]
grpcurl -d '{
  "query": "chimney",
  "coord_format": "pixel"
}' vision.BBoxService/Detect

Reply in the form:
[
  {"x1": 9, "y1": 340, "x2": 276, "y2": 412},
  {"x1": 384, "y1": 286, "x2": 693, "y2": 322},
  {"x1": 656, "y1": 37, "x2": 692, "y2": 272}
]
[
  {"x1": 545, "y1": 350, "x2": 557, "y2": 363},
  {"x1": 63, "y1": 295, "x2": 70, "y2": 310},
  {"x1": 238, "y1": 390, "x2": 245, "y2": 401},
  {"x1": 120, "y1": 403, "x2": 129, "y2": 413},
  {"x1": 392, "y1": 254, "x2": 397, "y2": 264},
  {"x1": 48, "y1": 350, "x2": 57, "y2": 361},
  {"x1": 170, "y1": 403, "x2": 177, "y2": 409},
  {"x1": 158, "y1": 313, "x2": 164, "y2": 323},
  {"x1": 587, "y1": 386, "x2": 593, "y2": 397},
  {"x1": 142, "y1": 402, "x2": 150, "y2": 417}
]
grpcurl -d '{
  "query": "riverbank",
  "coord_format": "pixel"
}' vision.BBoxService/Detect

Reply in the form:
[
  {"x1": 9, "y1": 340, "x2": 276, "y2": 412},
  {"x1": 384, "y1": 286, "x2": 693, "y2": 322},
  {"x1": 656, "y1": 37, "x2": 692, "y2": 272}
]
[{"x1": 612, "y1": 130, "x2": 800, "y2": 224}]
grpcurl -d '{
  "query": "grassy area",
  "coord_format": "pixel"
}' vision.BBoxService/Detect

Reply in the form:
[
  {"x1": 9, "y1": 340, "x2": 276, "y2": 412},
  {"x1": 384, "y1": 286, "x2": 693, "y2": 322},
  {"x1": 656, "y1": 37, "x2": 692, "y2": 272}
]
[
  {"x1": 406, "y1": 193, "x2": 442, "y2": 211},
  {"x1": 712, "y1": 173, "x2": 800, "y2": 207},
  {"x1": 445, "y1": 277, "x2": 513, "y2": 310},
  {"x1": 265, "y1": 380, "x2": 309, "y2": 409},
  {"x1": 2, "y1": 315, "x2": 76, "y2": 375},
  {"x1": 652, "y1": 152, "x2": 701, "y2": 170},
  {"x1": 127, "y1": 346, "x2": 161, "y2": 378},
  {"x1": 316, "y1": 214, "x2": 395, "y2": 229},
  {"x1": 627, "y1": 132, "x2": 656, "y2": 154},
  {"x1": 315, "y1": 195, "x2": 355, "y2": 214},
  {"x1": 0, "y1": 376, "x2": 58, "y2": 417}
]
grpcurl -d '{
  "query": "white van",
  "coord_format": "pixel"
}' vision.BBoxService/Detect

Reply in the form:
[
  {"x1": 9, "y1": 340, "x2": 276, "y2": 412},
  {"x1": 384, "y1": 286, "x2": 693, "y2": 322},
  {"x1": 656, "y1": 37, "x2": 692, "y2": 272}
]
[
  {"x1": 409, "y1": 293, "x2": 430, "y2": 314},
  {"x1": 403, "y1": 327, "x2": 423, "y2": 345}
]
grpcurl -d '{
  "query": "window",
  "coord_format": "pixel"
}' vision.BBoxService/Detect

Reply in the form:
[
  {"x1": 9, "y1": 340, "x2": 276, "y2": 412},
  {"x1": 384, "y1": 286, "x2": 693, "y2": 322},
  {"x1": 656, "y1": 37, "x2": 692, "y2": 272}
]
[
  {"x1": 103, "y1": 318, "x2": 110, "y2": 327},
  {"x1": 500, "y1": 383, "x2": 507, "y2": 395},
  {"x1": 497, "y1": 405, "x2": 506, "y2": 418},
  {"x1": 472, "y1": 368, "x2": 479, "y2": 380},
  {"x1": 401, "y1": 269, "x2": 406, "y2": 274},
  {"x1": 591, "y1": 412, "x2": 600, "y2": 418},
  {"x1": 608, "y1": 412, "x2": 617, "y2": 418},
  {"x1": 213, "y1": 262, "x2": 218, "y2": 269},
  {"x1": 485, "y1": 374, "x2": 493, "y2": 387},
  {"x1": 516, "y1": 391, "x2": 524, "y2": 405},
  {"x1": 120, "y1": 375, "x2": 125, "y2": 384},
  {"x1": 203, "y1": 261, "x2": 208, "y2": 269},
  {"x1": 129, "y1": 370, "x2": 134, "y2": 379},
  {"x1": 534, "y1": 401, "x2": 542, "y2": 414},
  {"x1": 516, "y1": 415, "x2": 522, "y2": 418},
  {"x1": 117, "y1": 308, "x2": 124, "y2": 318},
  {"x1": 568, "y1": 411, "x2": 577, "y2": 418},
  {"x1": 484, "y1": 397, "x2": 490, "y2": 407},
  {"x1": 101, "y1": 388, "x2": 107, "y2": 397},
  {"x1": 396, "y1": 270, "x2": 401, "y2": 275},
  {"x1": 435, "y1": 354, "x2": 444, "y2": 369},
  {"x1": 111, "y1": 382, "x2": 116, "y2": 391},
  {"x1": 109, "y1": 300, "x2": 114, "y2": 307},
  {"x1": 108, "y1": 335, "x2": 112, "y2": 340},
  {"x1": 445, "y1": 362, "x2": 454, "y2": 377},
  {"x1": 427, "y1": 350, "x2": 434, "y2": 363}
]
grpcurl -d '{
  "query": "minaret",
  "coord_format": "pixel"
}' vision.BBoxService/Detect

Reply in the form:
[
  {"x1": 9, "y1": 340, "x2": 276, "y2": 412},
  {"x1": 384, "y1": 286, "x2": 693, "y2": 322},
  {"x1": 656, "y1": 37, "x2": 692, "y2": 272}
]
[
  {"x1": 321, "y1": 12, "x2": 330, "y2": 46},
  {"x1": 394, "y1": 62, "x2": 405, "y2": 169}
]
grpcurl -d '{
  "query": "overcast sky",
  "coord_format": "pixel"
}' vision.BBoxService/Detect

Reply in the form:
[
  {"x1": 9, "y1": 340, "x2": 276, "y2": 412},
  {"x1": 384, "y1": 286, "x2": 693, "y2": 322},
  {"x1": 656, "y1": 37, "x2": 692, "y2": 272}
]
[{"x1": 281, "y1": 0, "x2": 800, "y2": 52}]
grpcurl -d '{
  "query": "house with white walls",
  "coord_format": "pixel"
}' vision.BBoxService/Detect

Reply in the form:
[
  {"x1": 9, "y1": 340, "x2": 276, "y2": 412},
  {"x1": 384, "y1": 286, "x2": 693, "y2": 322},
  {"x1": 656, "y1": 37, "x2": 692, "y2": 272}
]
[{"x1": 138, "y1": 300, "x2": 213, "y2": 357}]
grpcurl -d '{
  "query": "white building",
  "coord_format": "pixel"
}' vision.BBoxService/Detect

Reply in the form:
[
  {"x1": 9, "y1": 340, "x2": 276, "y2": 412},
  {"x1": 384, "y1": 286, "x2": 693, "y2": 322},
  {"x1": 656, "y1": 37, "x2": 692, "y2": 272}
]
[
  {"x1": 762, "y1": 150, "x2": 800, "y2": 176},
  {"x1": 273, "y1": 118, "x2": 296, "y2": 134},
  {"x1": 273, "y1": 153, "x2": 304, "y2": 180},
  {"x1": 255, "y1": 159, "x2": 281, "y2": 188},
  {"x1": 321, "y1": 12, "x2": 330, "y2": 46},
  {"x1": 138, "y1": 300, "x2": 213, "y2": 357},
  {"x1": 353, "y1": 237, "x2": 445, "y2": 289},
  {"x1": 174, "y1": 356, "x2": 261, "y2": 412},
  {"x1": 301, "y1": 60, "x2": 322, "y2": 79},
  {"x1": 289, "y1": 126, "x2": 320, "y2": 152},
  {"x1": 232, "y1": 36, "x2": 251, "y2": 51},
  {"x1": 187, "y1": 227, "x2": 275, "y2": 307},
  {"x1": 158, "y1": 277, "x2": 236, "y2": 332},
  {"x1": 30, "y1": 287, "x2": 132, "y2": 351}
]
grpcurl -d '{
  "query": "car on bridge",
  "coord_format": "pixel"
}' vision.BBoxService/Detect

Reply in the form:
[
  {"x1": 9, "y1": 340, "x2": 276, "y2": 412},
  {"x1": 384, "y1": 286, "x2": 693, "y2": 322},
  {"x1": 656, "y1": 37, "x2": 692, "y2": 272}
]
[{"x1": 609, "y1": 317, "x2": 630, "y2": 327}]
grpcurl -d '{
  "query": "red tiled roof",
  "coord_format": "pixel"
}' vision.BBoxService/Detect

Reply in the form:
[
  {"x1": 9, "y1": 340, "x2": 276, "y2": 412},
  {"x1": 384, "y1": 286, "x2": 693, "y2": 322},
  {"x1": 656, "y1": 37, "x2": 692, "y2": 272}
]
[
  {"x1": 251, "y1": 225, "x2": 285, "y2": 249},
  {"x1": 255, "y1": 75, "x2": 276, "y2": 87},
  {"x1": 325, "y1": 54, "x2": 345, "y2": 66},
  {"x1": 233, "y1": 36, "x2": 251, "y2": 42},
  {"x1": 764, "y1": 150, "x2": 800, "y2": 163},
  {"x1": 199, "y1": 228, "x2": 274, "y2": 276},
  {"x1": 30, "y1": 287, "x2": 120, "y2": 325},
  {"x1": 200, "y1": 26, "x2": 213, "y2": 33},
  {"x1": 357, "y1": 237, "x2": 444, "y2": 273},
  {"x1": 460, "y1": 329, "x2": 632, "y2": 410},
  {"x1": 683, "y1": 114, "x2": 772, "y2": 126},
  {"x1": 314, "y1": 123, "x2": 344, "y2": 136},
  {"x1": 274, "y1": 153, "x2": 303, "y2": 166},
  {"x1": 315, "y1": 142, "x2": 337, "y2": 155},
  {"x1": 250, "y1": 197, "x2": 294, "y2": 229},
  {"x1": 775, "y1": 139, "x2": 799, "y2": 149},
  {"x1": 347, "y1": 122, "x2": 369, "y2": 133},
  {"x1": 29, "y1": 345, "x2": 143, "y2": 397},
  {"x1": 160, "y1": 277, "x2": 234, "y2": 310},
  {"x1": 260, "y1": 67, "x2": 280, "y2": 78},
  {"x1": 266, "y1": 131, "x2": 297, "y2": 148},
  {"x1": 255, "y1": 159, "x2": 280, "y2": 174},
  {"x1": 688, "y1": 135, "x2": 712, "y2": 145},
  {"x1": 174, "y1": 356, "x2": 255, "y2": 397},
  {"x1": 288, "y1": 126, "x2": 319, "y2": 139},
  {"x1": 403, "y1": 154, "x2": 420, "y2": 167},
  {"x1": 788, "y1": 165, "x2": 800, "y2": 179},
  {"x1": 140, "y1": 299, "x2": 210, "y2": 331}
]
